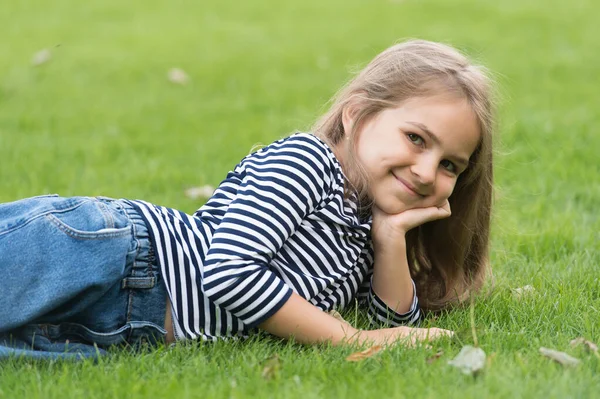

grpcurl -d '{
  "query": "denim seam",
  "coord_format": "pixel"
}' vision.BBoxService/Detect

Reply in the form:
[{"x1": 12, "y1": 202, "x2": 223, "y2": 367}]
[
  {"x1": 63, "y1": 323, "x2": 130, "y2": 339},
  {"x1": 126, "y1": 287, "x2": 134, "y2": 323},
  {"x1": 96, "y1": 201, "x2": 115, "y2": 229},
  {"x1": 129, "y1": 206, "x2": 141, "y2": 269},
  {"x1": 125, "y1": 209, "x2": 138, "y2": 324},
  {"x1": 147, "y1": 244, "x2": 155, "y2": 276}
]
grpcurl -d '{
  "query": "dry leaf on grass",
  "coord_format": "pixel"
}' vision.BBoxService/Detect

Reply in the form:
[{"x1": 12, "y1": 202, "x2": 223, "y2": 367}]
[
  {"x1": 261, "y1": 354, "x2": 281, "y2": 380},
  {"x1": 345, "y1": 345, "x2": 383, "y2": 362},
  {"x1": 539, "y1": 347, "x2": 581, "y2": 367},
  {"x1": 448, "y1": 345, "x2": 486, "y2": 375},
  {"x1": 426, "y1": 350, "x2": 444, "y2": 364},
  {"x1": 570, "y1": 337, "x2": 599, "y2": 355},
  {"x1": 511, "y1": 285, "x2": 535, "y2": 300},
  {"x1": 32, "y1": 49, "x2": 51, "y2": 66},
  {"x1": 185, "y1": 185, "x2": 215, "y2": 200},
  {"x1": 168, "y1": 68, "x2": 190, "y2": 85}
]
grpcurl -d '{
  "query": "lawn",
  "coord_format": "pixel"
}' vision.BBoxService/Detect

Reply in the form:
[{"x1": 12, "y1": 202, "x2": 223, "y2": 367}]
[{"x1": 1, "y1": 0, "x2": 599, "y2": 397}]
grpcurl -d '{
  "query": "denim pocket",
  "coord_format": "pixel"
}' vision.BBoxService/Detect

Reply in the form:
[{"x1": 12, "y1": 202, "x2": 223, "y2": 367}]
[
  {"x1": 0, "y1": 196, "x2": 135, "y2": 333},
  {"x1": 45, "y1": 198, "x2": 131, "y2": 240}
]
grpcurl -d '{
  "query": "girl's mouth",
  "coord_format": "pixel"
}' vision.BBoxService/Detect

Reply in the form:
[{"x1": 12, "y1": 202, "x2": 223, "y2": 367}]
[{"x1": 393, "y1": 173, "x2": 426, "y2": 198}]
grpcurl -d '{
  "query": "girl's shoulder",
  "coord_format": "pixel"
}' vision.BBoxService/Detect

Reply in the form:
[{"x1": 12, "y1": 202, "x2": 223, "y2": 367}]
[
  {"x1": 234, "y1": 132, "x2": 345, "y2": 199},
  {"x1": 244, "y1": 132, "x2": 343, "y2": 176}
]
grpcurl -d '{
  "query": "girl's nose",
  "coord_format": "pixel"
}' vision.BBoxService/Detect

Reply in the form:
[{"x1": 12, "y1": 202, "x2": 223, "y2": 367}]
[{"x1": 410, "y1": 157, "x2": 437, "y2": 187}]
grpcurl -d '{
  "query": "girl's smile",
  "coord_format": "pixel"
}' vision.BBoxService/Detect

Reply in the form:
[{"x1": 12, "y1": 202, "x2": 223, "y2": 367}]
[
  {"x1": 342, "y1": 95, "x2": 481, "y2": 214},
  {"x1": 392, "y1": 173, "x2": 427, "y2": 198}
]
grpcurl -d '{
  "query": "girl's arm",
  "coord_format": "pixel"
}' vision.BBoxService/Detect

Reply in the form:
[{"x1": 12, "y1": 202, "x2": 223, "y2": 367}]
[
  {"x1": 370, "y1": 202, "x2": 452, "y2": 314},
  {"x1": 260, "y1": 291, "x2": 451, "y2": 346},
  {"x1": 201, "y1": 135, "x2": 335, "y2": 330},
  {"x1": 260, "y1": 202, "x2": 455, "y2": 346},
  {"x1": 259, "y1": 292, "x2": 352, "y2": 345},
  {"x1": 371, "y1": 237, "x2": 414, "y2": 314}
]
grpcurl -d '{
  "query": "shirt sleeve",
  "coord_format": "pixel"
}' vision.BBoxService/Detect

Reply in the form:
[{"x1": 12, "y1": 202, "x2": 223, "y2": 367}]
[
  {"x1": 201, "y1": 135, "x2": 335, "y2": 328},
  {"x1": 356, "y1": 244, "x2": 422, "y2": 326}
]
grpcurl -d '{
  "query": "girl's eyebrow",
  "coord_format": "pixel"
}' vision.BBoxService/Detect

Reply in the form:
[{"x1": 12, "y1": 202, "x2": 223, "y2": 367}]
[{"x1": 406, "y1": 121, "x2": 469, "y2": 168}]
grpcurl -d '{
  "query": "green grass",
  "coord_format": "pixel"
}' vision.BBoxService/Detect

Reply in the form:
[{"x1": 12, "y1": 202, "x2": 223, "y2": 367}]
[{"x1": 1, "y1": 0, "x2": 599, "y2": 397}]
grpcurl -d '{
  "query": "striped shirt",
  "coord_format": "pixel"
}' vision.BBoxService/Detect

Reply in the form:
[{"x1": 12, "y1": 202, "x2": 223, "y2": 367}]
[{"x1": 127, "y1": 133, "x2": 420, "y2": 341}]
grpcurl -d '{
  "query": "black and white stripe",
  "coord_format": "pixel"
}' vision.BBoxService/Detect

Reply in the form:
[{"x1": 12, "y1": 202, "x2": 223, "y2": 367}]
[{"x1": 127, "y1": 133, "x2": 420, "y2": 341}]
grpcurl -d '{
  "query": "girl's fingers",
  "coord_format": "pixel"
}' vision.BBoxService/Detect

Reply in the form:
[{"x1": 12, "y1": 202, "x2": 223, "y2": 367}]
[
  {"x1": 396, "y1": 205, "x2": 451, "y2": 230},
  {"x1": 388, "y1": 327, "x2": 454, "y2": 347},
  {"x1": 364, "y1": 327, "x2": 454, "y2": 347},
  {"x1": 371, "y1": 202, "x2": 452, "y2": 237},
  {"x1": 437, "y1": 200, "x2": 451, "y2": 215},
  {"x1": 411, "y1": 327, "x2": 452, "y2": 338}
]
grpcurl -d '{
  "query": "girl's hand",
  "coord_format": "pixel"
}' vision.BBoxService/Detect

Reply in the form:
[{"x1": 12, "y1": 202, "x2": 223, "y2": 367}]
[
  {"x1": 372, "y1": 200, "x2": 451, "y2": 241},
  {"x1": 356, "y1": 326, "x2": 454, "y2": 347},
  {"x1": 260, "y1": 291, "x2": 453, "y2": 348}
]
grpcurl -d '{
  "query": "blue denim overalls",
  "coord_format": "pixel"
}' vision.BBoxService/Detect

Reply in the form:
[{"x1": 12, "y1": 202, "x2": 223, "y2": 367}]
[{"x1": 0, "y1": 195, "x2": 168, "y2": 360}]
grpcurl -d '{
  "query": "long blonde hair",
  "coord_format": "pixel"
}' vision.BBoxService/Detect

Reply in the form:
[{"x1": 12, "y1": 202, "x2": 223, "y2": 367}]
[{"x1": 312, "y1": 39, "x2": 495, "y2": 311}]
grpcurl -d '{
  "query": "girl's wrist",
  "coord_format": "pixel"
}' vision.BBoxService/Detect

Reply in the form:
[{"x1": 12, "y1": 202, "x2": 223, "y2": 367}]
[{"x1": 373, "y1": 233, "x2": 407, "y2": 255}]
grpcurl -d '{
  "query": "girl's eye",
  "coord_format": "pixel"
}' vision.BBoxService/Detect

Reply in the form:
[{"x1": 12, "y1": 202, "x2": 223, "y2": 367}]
[
  {"x1": 440, "y1": 159, "x2": 456, "y2": 173},
  {"x1": 407, "y1": 133, "x2": 424, "y2": 146}
]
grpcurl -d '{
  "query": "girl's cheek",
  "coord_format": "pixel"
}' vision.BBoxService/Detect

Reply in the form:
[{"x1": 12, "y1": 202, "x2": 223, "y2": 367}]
[{"x1": 433, "y1": 183, "x2": 454, "y2": 204}]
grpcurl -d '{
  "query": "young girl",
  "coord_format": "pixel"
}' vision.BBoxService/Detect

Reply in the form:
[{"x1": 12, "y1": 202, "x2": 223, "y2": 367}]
[{"x1": 0, "y1": 39, "x2": 494, "y2": 360}]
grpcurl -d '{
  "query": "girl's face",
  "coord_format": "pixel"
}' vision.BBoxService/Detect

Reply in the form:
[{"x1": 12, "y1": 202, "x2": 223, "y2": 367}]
[{"x1": 344, "y1": 95, "x2": 481, "y2": 214}]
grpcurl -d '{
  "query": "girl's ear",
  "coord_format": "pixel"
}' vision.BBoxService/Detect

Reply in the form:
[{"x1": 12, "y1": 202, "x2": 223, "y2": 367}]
[
  {"x1": 342, "y1": 104, "x2": 354, "y2": 136},
  {"x1": 341, "y1": 94, "x2": 363, "y2": 138}
]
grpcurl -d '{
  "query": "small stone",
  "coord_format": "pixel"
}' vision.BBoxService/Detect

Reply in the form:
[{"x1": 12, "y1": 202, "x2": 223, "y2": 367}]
[
  {"x1": 32, "y1": 49, "x2": 51, "y2": 66},
  {"x1": 448, "y1": 345, "x2": 486, "y2": 375},
  {"x1": 168, "y1": 68, "x2": 190, "y2": 85}
]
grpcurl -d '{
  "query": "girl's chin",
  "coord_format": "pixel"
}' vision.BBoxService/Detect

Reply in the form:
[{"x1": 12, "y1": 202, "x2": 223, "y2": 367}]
[
  {"x1": 373, "y1": 201, "x2": 412, "y2": 215},
  {"x1": 375, "y1": 198, "x2": 441, "y2": 214}
]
